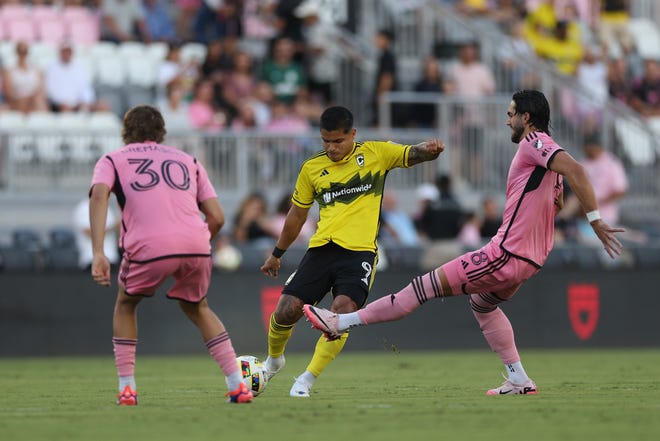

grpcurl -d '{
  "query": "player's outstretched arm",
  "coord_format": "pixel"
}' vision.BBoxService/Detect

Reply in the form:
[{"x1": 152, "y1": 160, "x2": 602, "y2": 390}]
[
  {"x1": 549, "y1": 151, "x2": 625, "y2": 259},
  {"x1": 260, "y1": 204, "x2": 310, "y2": 278},
  {"x1": 407, "y1": 138, "x2": 445, "y2": 166}
]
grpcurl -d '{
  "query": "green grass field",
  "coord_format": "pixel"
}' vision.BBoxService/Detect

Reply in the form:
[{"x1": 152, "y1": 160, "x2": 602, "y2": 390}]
[{"x1": 1, "y1": 349, "x2": 658, "y2": 441}]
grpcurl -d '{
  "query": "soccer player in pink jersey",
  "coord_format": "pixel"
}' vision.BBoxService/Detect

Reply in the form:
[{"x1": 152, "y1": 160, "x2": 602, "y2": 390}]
[
  {"x1": 304, "y1": 90, "x2": 625, "y2": 395},
  {"x1": 89, "y1": 105, "x2": 252, "y2": 405}
]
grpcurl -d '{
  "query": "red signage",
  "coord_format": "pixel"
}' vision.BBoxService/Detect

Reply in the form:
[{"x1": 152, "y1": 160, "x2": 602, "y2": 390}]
[
  {"x1": 568, "y1": 283, "x2": 599, "y2": 341},
  {"x1": 260, "y1": 286, "x2": 282, "y2": 331}
]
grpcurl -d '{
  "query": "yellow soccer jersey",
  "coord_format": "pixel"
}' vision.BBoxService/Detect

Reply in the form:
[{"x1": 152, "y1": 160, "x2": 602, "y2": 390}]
[{"x1": 292, "y1": 140, "x2": 411, "y2": 252}]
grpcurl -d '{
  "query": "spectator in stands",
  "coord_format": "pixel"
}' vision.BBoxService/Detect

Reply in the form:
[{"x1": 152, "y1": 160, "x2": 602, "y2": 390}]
[
  {"x1": 497, "y1": 19, "x2": 537, "y2": 91},
  {"x1": 260, "y1": 36, "x2": 307, "y2": 104},
  {"x1": 231, "y1": 191, "x2": 277, "y2": 246},
  {"x1": 142, "y1": 0, "x2": 176, "y2": 42},
  {"x1": 201, "y1": 38, "x2": 234, "y2": 80},
  {"x1": 73, "y1": 197, "x2": 119, "y2": 271},
  {"x1": 599, "y1": 0, "x2": 634, "y2": 55},
  {"x1": 413, "y1": 182, "x2": 439, "y2": 231},
  {"x1": 158, "y1": 79, "x2": 191, "y2": 130},
  {"x1": 2, "y1": 41, "x2": 49, "y2": 114},
  {"x1": 607, "y1": 54, "x2": 631, "y2": 104},
  {"x1": 480, "y1": 195, "x2": 502, "y2": 239},
  {"x1": 562, "y1": 134, "x2": 628, "y2": 245},
  {"x1": 188, "y1": 78, "x2": 226, "y2": 132},
  {"x1": 174, "y1": 0, "x2": 201, "y2": 41},
  {"x1": 101, "y1": 0, "x2": 151, "y2": 42},
  {"x1": 371, "y1": 28, "x2": 398, "y2": 126},
  {"x1": 273, "y1": 0, "x2": 306, "y2": 44},
  {"x1": 45, "y1": 42, "x2": 99, "y2": 112},
  {"x1": 534, "y1": 19, "x2": 584, "y2": 75},
  {"x1": 296, "y1": 0, "x2": 341, "y2": 105},
  {"x1": 629, "y1": 59, "x2": 660, "y2": 118},
  {"x1": 409, "y1": 57, "x2": 447, "y2": 128},
  {"x1": 457, "y1": 211, "x2": 482, "y2": 249},
  {"x1": 446, "y1": 41, "x2": 495, "y2": 184},
  {"x1": 156, "y1": 43, "x2": 198, "y2": 104},
  {"x1": 221, "y1": 51, "x2": 257, "y2": 120},
  {"x1": 573, "y1": 45, "x2": 609, "y2": 133},
  {"x1": 417, "y1": 174, "x2": 464, "y2": 241},
  {"x1": 193, "y1": 0, "x2": 243, "y2": 44},
  {"x1": 379, "y1": 190, "x2": 421, "y2": 247}
]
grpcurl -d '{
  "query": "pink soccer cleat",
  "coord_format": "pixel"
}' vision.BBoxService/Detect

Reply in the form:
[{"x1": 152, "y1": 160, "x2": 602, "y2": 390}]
[
  {"x1": 303, "y1": 304, "x2": 343, "y2": 341},
  {"x1": 117, "y1": 385, "x2": 138, "y2": 406},
  {"x1": 225, "y1": 382, "x2": 254, "y2": 403},
  {"x1": 486, "y1": 379, "x2": 538, "y2": 396}
]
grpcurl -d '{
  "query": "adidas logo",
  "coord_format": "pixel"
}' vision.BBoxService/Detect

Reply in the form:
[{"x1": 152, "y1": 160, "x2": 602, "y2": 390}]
[
  {"x1": 461, "y1": 259, "x2": 468, "y2": 269},
  {"x1": 320, "y1": 169, "x2": 329, "y2": 176}
]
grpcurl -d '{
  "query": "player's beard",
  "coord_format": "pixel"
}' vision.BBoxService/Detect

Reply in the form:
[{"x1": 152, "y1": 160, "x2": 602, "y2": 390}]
[{"x1": 510, "y1": 125, "x2": 524, "y2": 143}]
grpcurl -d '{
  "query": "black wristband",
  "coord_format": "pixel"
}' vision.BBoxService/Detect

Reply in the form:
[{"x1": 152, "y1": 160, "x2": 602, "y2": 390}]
[{"x1": 272, "y1": 246, "x2": 286, "y2": 258}]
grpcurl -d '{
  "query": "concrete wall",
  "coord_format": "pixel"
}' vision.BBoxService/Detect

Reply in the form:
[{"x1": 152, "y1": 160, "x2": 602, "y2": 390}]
[{"x1": 0, "y1": 268, "x2": 658, "y2": 357}]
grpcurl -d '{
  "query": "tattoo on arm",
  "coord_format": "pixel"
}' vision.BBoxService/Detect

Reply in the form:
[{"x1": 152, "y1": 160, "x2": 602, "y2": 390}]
[{"x1": 408, "y1": 142, "x2": 439, "y2": 166}]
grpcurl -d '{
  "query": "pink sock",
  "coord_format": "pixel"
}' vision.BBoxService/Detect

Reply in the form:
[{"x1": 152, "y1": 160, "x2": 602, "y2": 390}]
[
  {"x1": 205, "y1": 332, "x2": 239, "y2": 377},
  {"x1": 472, "y1": 307, "x2": 520, "y2": 364},
  {"x1": 113, "y1": 337, "x2": 137, "y2": 377},
  {"x1": 358, "y1": 270, "x2": 443, "y2": 325}
]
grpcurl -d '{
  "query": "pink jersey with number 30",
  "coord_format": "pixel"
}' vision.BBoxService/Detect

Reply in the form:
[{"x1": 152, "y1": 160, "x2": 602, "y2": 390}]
[
  {"x1": 490, "y1": 131, "x2": 564, "y2": 267},
  {"x1": 91, "y1": 142, "x2": 217, "y2": 262}
]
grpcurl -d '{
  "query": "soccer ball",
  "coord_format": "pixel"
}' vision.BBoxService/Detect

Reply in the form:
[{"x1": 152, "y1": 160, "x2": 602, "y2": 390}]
[{"x1": 236, "y1": 355, "x2": 268, "y2": 396}]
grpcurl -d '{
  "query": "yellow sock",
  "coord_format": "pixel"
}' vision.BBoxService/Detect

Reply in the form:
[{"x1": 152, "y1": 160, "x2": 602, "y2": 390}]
[
  {"x1": 268, "y1": 313, "x2": 294, "y2": 358},
  {"x1": 305, "y1": 332, "x2": 349, "y2": 377}
]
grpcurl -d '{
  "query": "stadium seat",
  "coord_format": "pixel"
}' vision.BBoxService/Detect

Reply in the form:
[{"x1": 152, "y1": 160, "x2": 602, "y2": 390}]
[
  {"x1": 145, "y1": 42, "x2": 169, "y2": 64},
  {"x1": 57, "y1": 112, "x2": 95, "y2": 163},
  {"x1": 5, "y1": 16, "x2": 37, "y2": 43},
  {"x1": 89, "y1": 112, "x2": 123, "y2": 154},
  {"x1": 32, "y1": 5, "x2": 61, "y2": 23},
  {"x1": 67, "y1": 14, "x2": 100, "y2": 48},
  {"x1": 615, "y1": 118, "x2": 654, "y2": 166},
  {"x1": 89, "y1": 41, "x2": 118, "y2": 64},
  {"x1": 35, "y1": 19, "x2": 67, "y2": 46},
  {"x1": 26, "y1": 112, "x2": 65, "y2": 162},
  {"x1": 117, "y1": 41, "x2": 147, "y2": 61},
  {"x1": 45, "y1": 227, "x2": 79, "y2": 270},
  {"x1": 0, "y1": 4, "x2": 29, "y2": 22},
  {"x1": 28, "y1": 42, "x2": 57, "y2": 71},
  {"x1": 180, "y1": 42, "x2": 207, "y2": 65},
  {"x1": 628, "y1": 18, "x2": 660, "y2": 60},
  {"x1": 0, "y1": 111, "x2": 34, "y2": 163},
  {"x1": 0, "y1": 40, "x2": 16, "y2": 67}
]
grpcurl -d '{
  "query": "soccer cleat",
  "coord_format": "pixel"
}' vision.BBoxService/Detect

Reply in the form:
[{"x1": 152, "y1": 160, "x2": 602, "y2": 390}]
[
  {"x1": 486, "y1": 378, "x2": 538, "y2": 395},
  {"x1": 117, "y1": 385, "x2": 138, "y2": 406},
  {"x1": 289, "y1": 377, "x2": 312, "y2": 398},
  {"x1": 263, "y1": 355, "x2": 285, "y2": 381},
  {"x1": 225, "y1": 382, "x2": 254, "y2": 403},
  {"x1": 303, "y1": 304, "x2": 343, "y2": 341}
]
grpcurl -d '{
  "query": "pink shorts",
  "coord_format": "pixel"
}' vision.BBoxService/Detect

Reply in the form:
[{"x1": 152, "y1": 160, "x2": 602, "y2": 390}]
[
  {"x1": 442, "y1": 243, "x2": 539, "y2": 300},
  {"x1": 119, "y1": 256, "x2": 212, "y2": 303}
]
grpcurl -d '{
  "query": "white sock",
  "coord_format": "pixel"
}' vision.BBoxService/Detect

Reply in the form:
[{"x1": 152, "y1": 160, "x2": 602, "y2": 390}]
[
  {"x1": 506, "y1": 361, "x2": 529, "y2": 385},
  {"x1": 337, "y1": 312, "x2": 363, "y2": 331},
  {"x1": 226, "y1": 371, "x2": 243, "y2": 391},
  {"x1": 265, "y1": 355, "x2": 285, "y2": 370},
  {"x1": 297, "y1": 370, "x2": 316, "y2": 386},
  {"x1": 118, "y1": 376, "x2": 136, "y2": 392}
]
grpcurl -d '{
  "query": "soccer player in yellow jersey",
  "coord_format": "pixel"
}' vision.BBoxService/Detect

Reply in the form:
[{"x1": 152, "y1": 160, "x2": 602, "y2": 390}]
[{"x1": 260, "y1": 106, "x2": 444, "y2": 396}]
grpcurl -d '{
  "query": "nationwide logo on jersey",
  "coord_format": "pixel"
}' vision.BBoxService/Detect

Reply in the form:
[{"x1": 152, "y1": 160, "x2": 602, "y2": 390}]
[
  {"x1": 316, "y1": 171, "x2": 385, "y2": 207},
  {"x1": 356, "y1": 153, "x2": 365, "y2": 167}
]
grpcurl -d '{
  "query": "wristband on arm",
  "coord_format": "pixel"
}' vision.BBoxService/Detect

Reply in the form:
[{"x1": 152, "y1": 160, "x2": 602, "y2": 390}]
[
  {"x1": 272, "y1": 246, "x2": 286, "y2": 258},
  {"x1": 586, "y1": 210, "x2": 601, "y2": 223}
]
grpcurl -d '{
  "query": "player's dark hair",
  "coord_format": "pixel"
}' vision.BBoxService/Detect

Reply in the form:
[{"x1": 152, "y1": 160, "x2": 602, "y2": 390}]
[
  {"x1": 512, "y1": 90, "x2": 551, "y2": 136},
  {"x1": 320, "y1": 106, "x2": 354, "y2": 133},
  {"x1": 122, "y1": 105, "x2": 167, "y2": 144}
]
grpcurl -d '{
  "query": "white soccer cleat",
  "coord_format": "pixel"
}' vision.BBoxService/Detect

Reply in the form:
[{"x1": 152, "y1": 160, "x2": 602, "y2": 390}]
[
  {"x1": 303, "y1": 304, "x2": 343, "y2": 341},
  {"x1": 486, "y1": 378, "x2": 538, "y2": 395},
  {"x1": 289, "y1": 376, "x2": 312, "y2": 398},
  {"x1": 262, "y1": 355, "x2": 285, "y2": 381}
]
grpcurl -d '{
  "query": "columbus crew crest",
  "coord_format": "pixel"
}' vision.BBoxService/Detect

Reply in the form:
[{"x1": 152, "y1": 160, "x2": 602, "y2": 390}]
[{"x1": 356, "y1": 153, "x2": 365, "y2": 167}]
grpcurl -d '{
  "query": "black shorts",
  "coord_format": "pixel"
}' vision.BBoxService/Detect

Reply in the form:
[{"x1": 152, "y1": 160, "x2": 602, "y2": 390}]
[{"x1": 282, "y1": 242, "x2": 377, "y2": 307}]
